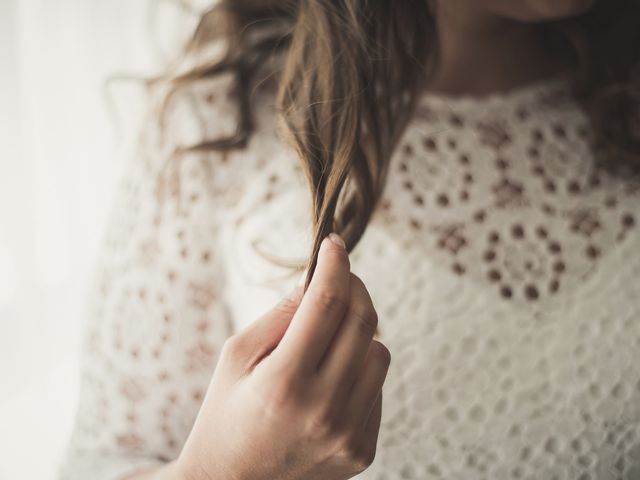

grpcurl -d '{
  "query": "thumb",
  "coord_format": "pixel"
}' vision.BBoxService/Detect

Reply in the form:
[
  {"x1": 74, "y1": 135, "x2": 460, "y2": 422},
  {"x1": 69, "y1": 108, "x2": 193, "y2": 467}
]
[{"x1": 232, "y1": 285, "x2": 305, "y2": 370}]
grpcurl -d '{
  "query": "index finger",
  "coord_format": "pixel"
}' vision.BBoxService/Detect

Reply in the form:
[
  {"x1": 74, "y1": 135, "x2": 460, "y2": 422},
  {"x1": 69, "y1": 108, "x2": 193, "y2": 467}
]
[{"x1": 273, "y1": 233, "x2": 351, "y2": 374}]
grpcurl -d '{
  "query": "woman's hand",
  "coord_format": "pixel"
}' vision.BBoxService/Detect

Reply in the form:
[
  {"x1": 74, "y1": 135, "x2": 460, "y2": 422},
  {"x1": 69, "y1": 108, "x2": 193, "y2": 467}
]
[{"x1": 174, "y1": 233, "x2": 390, "y2": 480}]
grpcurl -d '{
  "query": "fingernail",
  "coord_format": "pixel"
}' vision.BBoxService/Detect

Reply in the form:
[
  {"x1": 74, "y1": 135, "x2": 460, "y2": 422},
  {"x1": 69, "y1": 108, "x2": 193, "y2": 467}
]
[{"x1": 328, "y1": 232, "x2": 346, "y2": 249}]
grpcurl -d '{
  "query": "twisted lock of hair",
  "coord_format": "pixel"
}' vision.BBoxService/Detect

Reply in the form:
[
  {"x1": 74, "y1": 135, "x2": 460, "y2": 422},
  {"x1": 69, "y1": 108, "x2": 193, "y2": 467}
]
[
  {"x1": 147, "y1": 0, "x2": 434, "y2": 292},
  {"x1": 141, "y1": 0, "x2": 640, "y2": 301},
  {"x1": 276, "y1": 0, "x2": 433, "y2": 291}
]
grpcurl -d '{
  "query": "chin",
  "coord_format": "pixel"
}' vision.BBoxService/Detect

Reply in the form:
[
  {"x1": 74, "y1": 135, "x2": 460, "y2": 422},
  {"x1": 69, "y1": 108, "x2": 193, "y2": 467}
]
[{"x1": 522, "y1": 0, "x2": 597, "y2": 20}]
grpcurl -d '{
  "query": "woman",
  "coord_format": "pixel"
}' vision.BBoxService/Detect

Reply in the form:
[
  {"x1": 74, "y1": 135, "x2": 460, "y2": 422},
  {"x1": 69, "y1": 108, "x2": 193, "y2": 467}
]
[{"x1": 59, "y1": 0, "x2": 640, "y2": 479}]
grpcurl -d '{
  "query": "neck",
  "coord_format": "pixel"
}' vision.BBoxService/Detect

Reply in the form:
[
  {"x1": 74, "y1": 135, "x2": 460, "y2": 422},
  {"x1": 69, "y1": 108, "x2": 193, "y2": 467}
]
[{"x1": 426, "y1": 4, "x2": 565, "y2": 96}]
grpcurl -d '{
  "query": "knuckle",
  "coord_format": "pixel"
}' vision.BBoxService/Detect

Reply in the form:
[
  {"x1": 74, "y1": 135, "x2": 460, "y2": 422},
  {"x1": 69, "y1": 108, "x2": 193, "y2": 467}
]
[
  {"x1": 262, "y1": 370, "x2": 299, "y2": 412},
  {"x1": 221, "y1": 334, "x2": 244, "y2": 358},
  {"x1": 349, "y1": 273, "x2": 373, "y2": 303},
  {"x1": 312, "y1": 287, "x2": 348, "y2": 315},
  {"x1": 340, "y1": 436, "x2": 376, "y2": 472},
  {"x1": 351, "y1": 306, "x2": 378, "y2": 336},
  {"x1": 371, "y1": 341, "x2": 391, "y2": 367},
  {"x1": 309, "y1": 404, "x2": 347, "y2": 439},
  {"x1": 349, "y1": 273, "x2": 367, "y2": 292}
]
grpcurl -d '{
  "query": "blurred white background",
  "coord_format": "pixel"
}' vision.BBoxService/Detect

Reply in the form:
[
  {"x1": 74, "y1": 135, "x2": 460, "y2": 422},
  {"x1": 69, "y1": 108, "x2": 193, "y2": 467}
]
[{"x1": 0, "y1": 1, "x2": 203, "y2": 478}]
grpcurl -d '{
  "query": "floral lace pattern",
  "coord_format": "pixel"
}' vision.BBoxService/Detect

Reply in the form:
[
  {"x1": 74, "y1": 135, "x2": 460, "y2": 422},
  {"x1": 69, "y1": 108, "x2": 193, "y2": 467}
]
[
  {"x1": 59, "y1": 76, "x2": 640, "y2": 480},
  {"x1": 375, "y1": 79, "x2": 639, "y2": 304}
]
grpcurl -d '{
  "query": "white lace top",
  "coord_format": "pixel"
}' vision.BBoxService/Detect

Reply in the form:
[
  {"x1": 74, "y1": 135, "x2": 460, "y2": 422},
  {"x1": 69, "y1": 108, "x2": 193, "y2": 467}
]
[{"x1": 59, "y1": 74, "x2": 640, "y2": 480}]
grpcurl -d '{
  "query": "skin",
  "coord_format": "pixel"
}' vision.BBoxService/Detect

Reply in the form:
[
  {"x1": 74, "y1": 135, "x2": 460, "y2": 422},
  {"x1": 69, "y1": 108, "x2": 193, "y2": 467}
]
[
  {"x1": 125, "y1": 235, "x2": 389, "y2": 480},
  {"x1": 123, "y1": 1, "x2": 598, "y2": 479},
  {"x1": 427, "y1": 0, "x2": 597, "y2": 95}
]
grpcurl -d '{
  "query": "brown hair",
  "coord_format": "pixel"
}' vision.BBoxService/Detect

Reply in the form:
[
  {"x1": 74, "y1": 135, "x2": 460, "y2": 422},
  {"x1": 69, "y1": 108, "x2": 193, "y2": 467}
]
[{"x1": 146, "y1": 0, "x2": 640, "y2": 292}]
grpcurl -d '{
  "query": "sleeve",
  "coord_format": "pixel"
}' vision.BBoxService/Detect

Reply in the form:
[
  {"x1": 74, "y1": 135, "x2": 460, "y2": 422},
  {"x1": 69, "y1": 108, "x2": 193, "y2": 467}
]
[{"x1": 57, "y1": 82, "x2": 242, "y2": 480}]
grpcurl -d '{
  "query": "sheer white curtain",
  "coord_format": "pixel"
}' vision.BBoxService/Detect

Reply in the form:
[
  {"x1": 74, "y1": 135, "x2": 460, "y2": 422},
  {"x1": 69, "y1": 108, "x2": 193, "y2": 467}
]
[{"x1": 0, "y1": 1, "x2": 201, "y2": 478}]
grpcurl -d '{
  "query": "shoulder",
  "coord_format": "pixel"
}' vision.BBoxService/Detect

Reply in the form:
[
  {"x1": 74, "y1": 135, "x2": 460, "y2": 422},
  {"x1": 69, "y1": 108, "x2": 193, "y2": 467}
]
[{"x1": 134, "y1": 74, "x2": 305, "y2": 222}]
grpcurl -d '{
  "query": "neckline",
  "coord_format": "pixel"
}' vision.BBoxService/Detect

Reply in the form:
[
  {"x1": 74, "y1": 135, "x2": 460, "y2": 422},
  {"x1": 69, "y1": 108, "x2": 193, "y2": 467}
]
[{"x1": 416, "y1": 73, "x2": 573, "y2": 114}]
